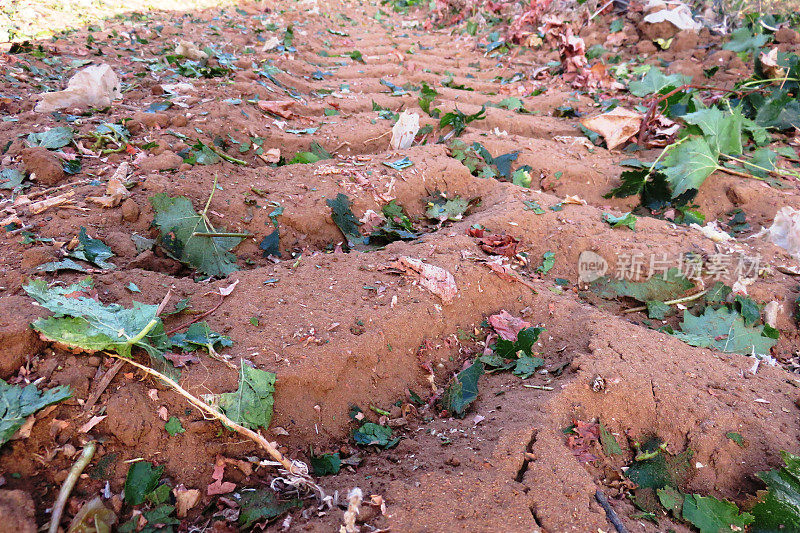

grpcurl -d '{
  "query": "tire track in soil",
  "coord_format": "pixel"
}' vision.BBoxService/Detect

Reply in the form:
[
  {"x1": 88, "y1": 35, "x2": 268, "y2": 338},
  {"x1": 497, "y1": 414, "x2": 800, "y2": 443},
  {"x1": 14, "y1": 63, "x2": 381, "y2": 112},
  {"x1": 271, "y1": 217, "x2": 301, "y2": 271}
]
[{"x1": 1, "y1": 0, "x2": 800, "y2": 531}]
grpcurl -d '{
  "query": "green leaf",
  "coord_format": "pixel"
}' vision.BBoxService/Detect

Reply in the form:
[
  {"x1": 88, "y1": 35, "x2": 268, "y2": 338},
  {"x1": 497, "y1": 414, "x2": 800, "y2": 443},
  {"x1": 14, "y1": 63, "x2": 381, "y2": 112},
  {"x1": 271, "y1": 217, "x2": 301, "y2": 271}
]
[
  {"x1": 124, "y1": 461, "x2": 164, "y2": 506},
  {"x1": 238, "y1": 490, "x2": 302, "y2": 529},
  {"x1": 725, "y1": 432, "x2": 744, "y2": 447},
  {"x1": 310, "y1": 452, "x2": 341, "y2": 476},
  {"x1": 150, "y1": 193, "x2": 244, "y2": 277},
  {"x1": 425, "y1": 195, "x2": 469, "y2": 222},
  {"x1": 165, "y1": 416, "x2": 184, "y2": 436},
  {"x1": 37, "y1": 258, "x2": 88, "y2": 273},
  {"x1": 326, "y1": 193, "x2": 363, "y2": 250},
  {"x1": 682, "y1": 107, "x2": 744, "y2": 156},
  {"x1": 353, "y1": 422, "x2": 396, "y2": 447},
  {"x1": 289, "y1": 151, "x2": 321, "y2": 164},
  {"x1": 127, "y1": 282, "x2": 141, "y2": 293},
  {"x1": 646, "y1": 300, "x2": 673, "y2": 320},
  {"x1": 625, "y1": 441, "x2": 693, "y2": 490},
  {"x1": 734, "y1": 295, "x2": 761, "y2": 326},
  {"x1": 513, "y1": 356, "x2": 544, "y2": 378},
  {"x1": 751, "y1": 451, "x2": 800, "y2": 532},
  {"x1": 663, "y1": 137, "x2": 718, "y2": 197},
  {"x1": 382, "y1": 200, "x2": 413, "y2": 232},
  {"x1": 722, "y1": 27, "x2": 769, "y2": 54},
  {"x1": 0, "y1": 169, "x2": 24, "y2": 190},
  {"x1": 418, "y1": 81, "x2": 439, "y2": 116},
  {"x1": 0, "y1": 379, "x2": 71, "y2": 446},
  {"x1": 603, "y1": 212, "x2": 637, "y2": 230},
  {"x1": 24, "y1": 278, "x2": 170, "y2": 361},
  {"x1": 537, "y1": 251, "x2": 555, "y2": 274},
  {"x1": 492, "y1": 327, "x2": 545, "y2": 360},
  {"x1": 523, "y1": 200, "x2": 545, "y2": 214},
  {"x1": 600, "y1": 424, "x2": 622, "y2": 456},
  {"x1": 609, "y1": 18, "x2": 624, "y2": 32},
  {"x1": 27, "y1": 127, "x2": 73, "y2": 149},
  {"x1": 218, "y1": 364, "x2": 276, "y2": 430},
  {"x1": 705, "y1": 282, "x2": 732, "y2": 304},
  {"x1": 628, "y1": 68, "x2": 691, "y2": 97},
  {"x1": 591, "y1": 267, "x2": 693, "y2": 303},
  {"x1": 745, "y1": 148, "x2": 776, "y2": 178},
  {"x1": 746, "y1": 89, "x2": 800, "y2": 130},
  {"x1": 656, "y1": 486, "x2": 684, "y2": 516},
  {"x1": 68, "y1": 227, "x2": 115, "y2": 269},
  {"x1": 497, "y1": 97, "x2": 525, "y2": 112},
  {"x1": 382, "y1": 156, "x2": 413, "y2": 170},
  {"x1": 170, "y1": 321, "x2": 232, "y2": 354},
  {"x1": 682, "y1": 494, "x2": 754, "y2": 533},
  {"x1": 440, "y1": 360, "x2": 484, "y2": 418},
  {"x1": 674, "y1": 306, "x2": 777, "y2": 356}
]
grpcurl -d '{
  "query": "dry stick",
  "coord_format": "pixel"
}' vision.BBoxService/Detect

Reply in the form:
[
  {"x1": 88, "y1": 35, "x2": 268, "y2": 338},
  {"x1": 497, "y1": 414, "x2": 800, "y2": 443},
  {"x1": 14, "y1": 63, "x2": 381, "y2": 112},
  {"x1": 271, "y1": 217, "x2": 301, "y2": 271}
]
[
  {"x1": 109, "y1": 355, "x2": 305, "y2": 477},
  {"x1": 621, "y1": 289, "x2": 708, "y2": 315},
  {"x1": 83, "y1": 360, "x2": 124, "y2": 411},
  {"x1": 364, "y1": 130, "x2": 391, "y2": 144},
  {"x1": 47, "y1": 441, "x2": 97, "y2": 533},
  {"x1": 165, "y1": 294, "x2": 225, "y2": 336},
  {"x1": 595, "y1": 489, "x2": 629, "y2": 533}
]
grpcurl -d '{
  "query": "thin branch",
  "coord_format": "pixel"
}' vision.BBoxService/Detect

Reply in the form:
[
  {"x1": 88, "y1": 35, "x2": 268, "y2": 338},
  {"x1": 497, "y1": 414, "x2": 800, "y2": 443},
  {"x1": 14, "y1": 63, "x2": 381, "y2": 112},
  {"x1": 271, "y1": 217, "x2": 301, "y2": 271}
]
[
  {"x1": 622, "y1": 289, "x2": 708, "y2": 314},
  {"x1": 165, "y1": 294, "x2": 225, "y2": 336},
  {"x1": 109, "y1": 355, "x2": 308, "y2": 479},
  {"x1": 84, "y1": 360, "x2": 125, "y2": 411},
  {"x1": 47, "y1": 441, "x2": 97, "y2": 533}
]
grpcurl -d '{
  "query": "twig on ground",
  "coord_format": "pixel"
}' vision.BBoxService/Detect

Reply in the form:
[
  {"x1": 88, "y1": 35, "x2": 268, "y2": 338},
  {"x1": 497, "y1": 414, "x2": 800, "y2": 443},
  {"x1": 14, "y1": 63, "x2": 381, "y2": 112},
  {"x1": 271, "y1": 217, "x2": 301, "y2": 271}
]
[
  {"x1": 165, "y1": 294, "x2": 225, "y2": 335},
  {"x1": 595, "y1": 489, "x2": 629, "y2": 533},
  {"x1": 621, "y1": 290, "x2": 708, "y2": 314},
  {"x1": 109, "y1": 354, "x2": 315, "y2": 487},
  {"x1": 47, "y1": 441, "x2": 97, "y2": 533},
  {"x1": 83, "y1": 360, "x2": 124, "y2": 411}
]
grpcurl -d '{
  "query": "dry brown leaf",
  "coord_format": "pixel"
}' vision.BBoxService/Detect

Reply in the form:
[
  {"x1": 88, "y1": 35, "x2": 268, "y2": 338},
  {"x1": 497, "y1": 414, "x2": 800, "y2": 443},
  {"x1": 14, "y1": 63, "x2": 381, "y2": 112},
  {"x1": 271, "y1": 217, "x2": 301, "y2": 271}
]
[
  {"x1": 257, "y1": 100, "x2": 295, "y2": 119},
  {"x1": 393, "y1": 256, "x2": 457, "y2": 304},
  {"x1": 88, "y1": 162, "x2": 130, "y2": 207},
  {"x1": 760, "y1": 48, "x2": 786, "y2": 79},
  {"x1": 174, "y1": 485, "x2": 201, "y2": 518},
  {"x1": 79, "y1": 415, "x2": 107, "y2": 433},
  {"x1": 580, "y1": 107, "x2": 642, "y2": 150},
  {"x1": 488, "y1": 310, "x2": 532, "y2": 341}
]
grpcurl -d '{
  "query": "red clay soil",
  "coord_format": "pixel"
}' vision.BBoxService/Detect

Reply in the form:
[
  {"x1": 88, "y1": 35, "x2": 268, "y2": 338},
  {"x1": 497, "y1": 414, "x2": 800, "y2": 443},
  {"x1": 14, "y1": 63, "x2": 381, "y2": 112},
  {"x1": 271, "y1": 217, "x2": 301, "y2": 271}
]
[{"x1": 0, "y1": 0, "x2": 799, "y2": 531}]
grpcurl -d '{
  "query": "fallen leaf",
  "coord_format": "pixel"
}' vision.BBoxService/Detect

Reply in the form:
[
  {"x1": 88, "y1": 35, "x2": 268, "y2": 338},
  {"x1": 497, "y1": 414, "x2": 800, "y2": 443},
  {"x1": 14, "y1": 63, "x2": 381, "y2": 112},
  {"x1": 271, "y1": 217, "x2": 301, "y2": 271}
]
[
  {"x1": 467, "y1": 228, "x2": 520, "y2": 257},
  {"x1": 390, "y1": 110, "x2": 420, "y2": 150},
  {"x1": 257, "y1": 100, "x2": 295, "y2": 119},
  {"x1": 163, "y1": 351, "x2": 200, "y2": 367},
  {"x1": 174, "y1": 485, "x2": 201, "y2": 518},
  {"x1": 207, "y1": 457, "x2": 236, "y2": 496},
  {"x1": 79, "y1": 415, "x2": 106, "y2": 433},
  {"x1": 219, "y1": 279, "x2": 240, "y2": 296},
  {"x1": 580, "y1": 107, "x2": 642, "y2": 150},
  {"x1": 488, "y1": 310, "x2": 532, "y2": 341},
  {"x1": 393, "y1": 256, "x2": 457, "y2": 304},
  {"x1": 88, "y1": 162, "x2": 130, "y2": 208}
]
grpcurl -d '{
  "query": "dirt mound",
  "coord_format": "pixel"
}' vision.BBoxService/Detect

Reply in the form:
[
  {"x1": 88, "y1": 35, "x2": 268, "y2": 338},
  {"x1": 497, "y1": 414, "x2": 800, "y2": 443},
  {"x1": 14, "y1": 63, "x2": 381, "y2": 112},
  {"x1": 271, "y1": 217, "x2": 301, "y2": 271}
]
[{"x1": 1, "y1": 0, "x2": 799, "y2": 531}]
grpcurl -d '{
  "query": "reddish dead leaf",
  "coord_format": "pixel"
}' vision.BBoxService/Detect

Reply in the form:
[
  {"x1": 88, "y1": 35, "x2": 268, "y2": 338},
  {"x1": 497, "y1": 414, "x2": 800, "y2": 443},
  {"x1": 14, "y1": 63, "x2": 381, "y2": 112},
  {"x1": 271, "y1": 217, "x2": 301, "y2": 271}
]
[
  {"x1": 163, "y1": 351, "x2": 200, "y2": 368},
  {"x1": 207, "y1": 457, "x2": 236, "y2": 496},
  {"x1": 393, "y1": 256, "x2": 457, "y2": 304},
  {"x1": 566, "y1": 419, "x2": 601, "y2": 464},
  {"x1": 257, "y1": 100, "x2": 295, "y2": 119},
  {"x1": 174, "y1": 484, "x2": 201, "y2": 518},
  {"x1": 488, "y1": 310, "x2": 532, "y2": 341},
  {"x1": 467, "y1": 228, "x2": 520, "y2": 257}
]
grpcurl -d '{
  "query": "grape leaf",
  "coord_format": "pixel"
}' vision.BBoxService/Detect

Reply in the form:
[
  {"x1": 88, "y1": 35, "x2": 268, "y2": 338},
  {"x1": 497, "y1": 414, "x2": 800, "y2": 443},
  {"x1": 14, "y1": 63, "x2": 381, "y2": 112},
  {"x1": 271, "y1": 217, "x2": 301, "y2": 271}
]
[
  {"x1": 27, "y1": 127, "x2": 74, "y2": 149},
  {"x1": 590, "y1": 267, "x2": 694, "y2": 303},
  {"x1": 682, "y1": 107, "x2": 744, "y2": 156},
  {"x1": 124, "y1": 461, "x2": 164, "y2": 506},
  {"x1": 170, "y1": 321, "x2": 232, "y2": 354},
  {"x1": 663, "y1": 137, "x2": 718, "y2": 196},
  {"x1": 440, "y1": 360, "x2": 484, "y2": 418},
  {"x1": 310, "y1": 452, "x2": 341, "y2": 475},
  {"x1": 326, "y1": 193, "x2": 363, "y2": 250},
  {"x1": 238, "y1": 490, "x2": 302, "y2": 529},
  {"x1": 751, "y1": 451, "x2": 800, "y2": 532},
  {"x1": 218, "y1": 364, "x2": 275, "y2": 430},
  {"x1": 0, "y1": 379, "x2": 71, "y2": 446},
  {"x1": 150, "y1": 193, "x2": 244, "y2": 277},
  {"x1": 69, "y1": 227, "x2": 115, "y2": 269},
  {"x1": 673, "y1": 306, "x2": 777, "y2": 356},
  {"x1": 628, "y1": 68, "x2": 691, "y2": 97},
  {"x1": 682, "y1": 494, "x2": 754, "y2": 533},
  {"x1": 603, "y1": 212, "x2": 637, "y2": 230},
  {"x1": 722, "y1": 27, "x2": 769, "y2": 54},
  {"x1": 353, "y1": 422, "x2": 397, "y2": 448}
]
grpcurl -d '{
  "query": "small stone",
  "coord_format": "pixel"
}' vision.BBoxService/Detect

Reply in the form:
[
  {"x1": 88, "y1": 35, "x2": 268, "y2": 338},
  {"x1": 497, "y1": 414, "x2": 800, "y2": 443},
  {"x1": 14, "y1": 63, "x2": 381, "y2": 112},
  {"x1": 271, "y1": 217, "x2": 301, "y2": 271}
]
[
  {"x1": 121, "y1": 198, "x2": 140, "y2": 222},
  {"x1": 21, "y1": 147, "x2": 65, "y2": 186},
  {"x1": 137, "y1": 151, "x2": 183, "y2": 172},
  {"x1": 106, "y1": 230, "x2": 138, "y2": 258},
  {"x1": 0, "y1": 296, "x2": 46, "y2": 378},
  {"x1": 170, "y1": 115, "x2": 188, "y2": 127},
  {"x1": 639, "y1": 19, "x2": 679, "y2": 41},
  {"x1": 445, "y1": 456, "x2": 461, "y2": 467},
  {"x1": 132, "y1": 111, "x2": 170, "y2": 129}
]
